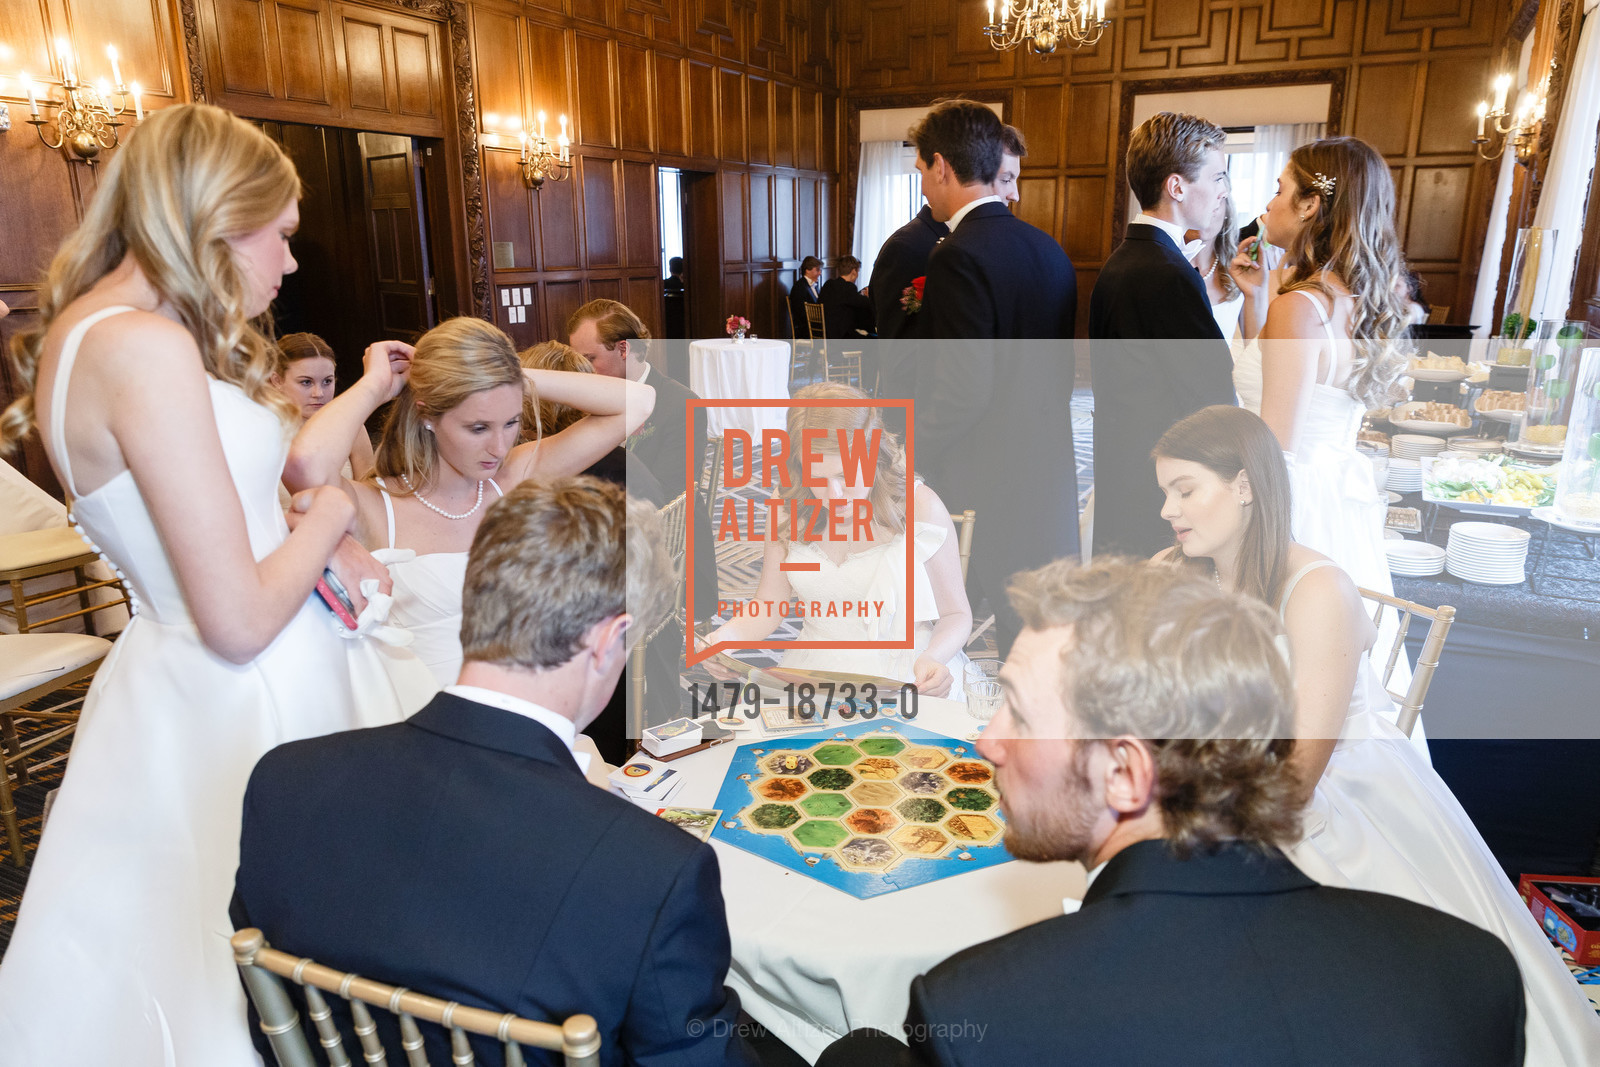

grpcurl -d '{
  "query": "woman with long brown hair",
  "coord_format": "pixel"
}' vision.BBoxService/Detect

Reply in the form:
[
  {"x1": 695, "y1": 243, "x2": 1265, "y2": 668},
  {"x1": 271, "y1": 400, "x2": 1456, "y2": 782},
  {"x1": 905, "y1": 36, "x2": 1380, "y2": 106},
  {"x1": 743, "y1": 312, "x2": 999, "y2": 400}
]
[
  {"x1": 1228, "y1": 136, "x2": 1413, "y2": 699},
  {"x1": 0, "y1": 104, "x2": 400, "y2": 1062},
  {"x1": 1153, "y1": 406, "x2": 1600, "y2": 1065},
  {"x1": 703, "y1": 382, "x2": 972, "y2": 697}
]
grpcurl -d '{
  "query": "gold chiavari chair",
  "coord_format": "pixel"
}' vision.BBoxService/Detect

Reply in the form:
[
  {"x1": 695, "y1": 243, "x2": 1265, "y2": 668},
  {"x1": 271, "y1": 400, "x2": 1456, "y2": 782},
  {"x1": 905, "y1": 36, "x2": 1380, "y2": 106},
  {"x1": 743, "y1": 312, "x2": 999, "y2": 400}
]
[
  {"x1": 700, "y1": 435, "x2": 725, "y2": 528},
  {"x1": 231, "y1": 929, "x2": 601, "y2": 1067},
  {"x1": 0, "y1": 526, "x2": 129, "y2": 635},
  {"x1": 948, "y1": 509, "x2": 976, "y2": 583},
  {"x1": 1357, "y1": 588, "x2": 1456, "y2": 738}
]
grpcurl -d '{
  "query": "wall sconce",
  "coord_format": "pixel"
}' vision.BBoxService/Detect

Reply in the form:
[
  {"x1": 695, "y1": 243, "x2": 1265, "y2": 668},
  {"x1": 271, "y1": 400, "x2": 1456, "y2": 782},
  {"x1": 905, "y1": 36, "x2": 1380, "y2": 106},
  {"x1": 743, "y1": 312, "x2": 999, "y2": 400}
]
[
  {"x1": 1473, "y1": 69, "x2": 1547, "y2": 166},
  {"x1": 0, "y1": 76, "x2": 11, "y2": 133},
  {"x1": 17, "y1": 39, "x2": 141, "y2": 163},
  {"x1": 516, "y1": 110, "x2": 571, "y2": 190},
  {"x1": 984, "y1": 0, "x2": 1109, "y2": 53}
]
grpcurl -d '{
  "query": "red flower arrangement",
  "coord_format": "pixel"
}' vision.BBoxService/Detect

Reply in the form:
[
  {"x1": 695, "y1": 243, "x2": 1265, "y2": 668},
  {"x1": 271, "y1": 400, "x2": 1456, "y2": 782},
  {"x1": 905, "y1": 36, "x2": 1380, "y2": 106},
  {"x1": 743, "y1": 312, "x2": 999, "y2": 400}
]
[
  {"x1": 900, "y1": 276, "x2": 926, "y2": 315},
  {"x1": 725, "y1": 315, "x2": 751, "y2": 337}
]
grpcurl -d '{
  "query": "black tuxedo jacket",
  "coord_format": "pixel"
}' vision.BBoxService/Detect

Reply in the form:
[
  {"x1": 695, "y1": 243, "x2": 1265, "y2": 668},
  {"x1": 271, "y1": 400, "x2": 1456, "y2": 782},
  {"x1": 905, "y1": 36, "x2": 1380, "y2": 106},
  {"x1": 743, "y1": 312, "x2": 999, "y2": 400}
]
[
  {"x1": 819, "y1": 277, "x2": 876, "y2": 338},
  {"x1": 917, "y1": 203, "x2": 1077, "y2": 341},
  {"x1": 1088, "y1": 223, "x2": 1235, "y2": 558},
  {"x1": 788, "y1": 277, "x2": 820, "y2": 338},
  {"x1": 232, "y1": 693, "x2": 758, "y2": 1067},
  {"x1": 870, "y1": 204, "x2": 948, "y2": 342},
  {"x1": 903, "y1": 840, "x2": 1525, "y2": 1066}
]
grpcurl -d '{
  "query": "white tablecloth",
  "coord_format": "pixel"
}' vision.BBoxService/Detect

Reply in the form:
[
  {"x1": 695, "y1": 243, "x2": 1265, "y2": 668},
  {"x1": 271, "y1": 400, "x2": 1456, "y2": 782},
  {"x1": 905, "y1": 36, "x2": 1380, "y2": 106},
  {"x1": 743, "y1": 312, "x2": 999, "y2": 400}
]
[
  {"x1": 689, "y1": 338, "x2": 791, "y2": 439},
  {"x1": 667, "y1": 697, "x2": 1086, "y2": 1062}
]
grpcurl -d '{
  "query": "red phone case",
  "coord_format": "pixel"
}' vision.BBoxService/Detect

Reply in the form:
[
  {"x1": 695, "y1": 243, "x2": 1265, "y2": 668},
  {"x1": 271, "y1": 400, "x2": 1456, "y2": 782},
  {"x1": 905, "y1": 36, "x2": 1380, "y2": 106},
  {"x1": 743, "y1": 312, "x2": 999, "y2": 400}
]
[{"x1": 316, "y1": 577, "x2": 360, "y2": 630}]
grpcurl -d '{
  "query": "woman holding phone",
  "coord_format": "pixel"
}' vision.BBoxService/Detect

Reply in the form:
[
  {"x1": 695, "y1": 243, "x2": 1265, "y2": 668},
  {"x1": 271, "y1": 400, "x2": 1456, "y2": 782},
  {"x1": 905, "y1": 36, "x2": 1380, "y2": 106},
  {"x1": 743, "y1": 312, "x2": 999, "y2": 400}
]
[{"x1": 0, "y1": 105, "x2": 404, "y2": 1062}]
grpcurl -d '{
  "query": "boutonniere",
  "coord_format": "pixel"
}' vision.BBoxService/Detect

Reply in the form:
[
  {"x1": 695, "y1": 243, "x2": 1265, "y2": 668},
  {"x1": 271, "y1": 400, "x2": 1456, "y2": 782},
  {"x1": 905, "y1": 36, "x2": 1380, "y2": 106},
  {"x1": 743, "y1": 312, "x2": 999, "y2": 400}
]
[
  {"x1": 900, "y1": 276, "x2": 926, "y2": 315},
  {"x1": 625, "y1": 422, "x2": 658, "y2": 452}
]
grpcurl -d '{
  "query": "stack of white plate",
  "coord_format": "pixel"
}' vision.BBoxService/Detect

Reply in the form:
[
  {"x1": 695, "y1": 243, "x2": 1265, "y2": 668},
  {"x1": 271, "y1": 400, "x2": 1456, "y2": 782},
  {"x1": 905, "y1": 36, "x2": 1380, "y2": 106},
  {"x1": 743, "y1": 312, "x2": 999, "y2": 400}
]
[
  {"x1": 1387, "y1": 458, "x2": 1423, "y2": 493},
  {"x1": 1392, "y1": 434, "x2": 1447, "y2": 461},
  {"x1": 1450, "y1": 437, "x2": 1505, "y2": 457},
  {"x1": 1386, "y1": 539, "x2": 1446, "y2": 577},
  {"x1": 1445, "y1": 522, "x2": 1530, "y2": 585}
]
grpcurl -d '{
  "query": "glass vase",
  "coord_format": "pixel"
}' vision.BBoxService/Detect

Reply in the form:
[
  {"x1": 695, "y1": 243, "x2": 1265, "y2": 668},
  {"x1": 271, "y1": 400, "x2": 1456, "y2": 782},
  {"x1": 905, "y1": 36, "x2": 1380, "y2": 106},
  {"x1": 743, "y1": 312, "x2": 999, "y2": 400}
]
[
  {"x1": 1517, "y1": 321, "x2": 1593, "y2": 453},
  {"x1": 1554, "y1": 346, "x2": 1600, "y2": 528},
  {"x1": 1495, "y1": 227, "x2": 1560, "y2": 366}
]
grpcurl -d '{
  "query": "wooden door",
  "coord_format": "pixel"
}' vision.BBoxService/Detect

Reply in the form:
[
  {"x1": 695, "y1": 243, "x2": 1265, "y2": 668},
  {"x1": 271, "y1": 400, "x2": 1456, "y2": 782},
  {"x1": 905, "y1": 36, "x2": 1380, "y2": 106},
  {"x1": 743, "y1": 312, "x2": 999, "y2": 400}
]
[{"x1": 358, "y1": 132, "x2": 434, "y2": 342}]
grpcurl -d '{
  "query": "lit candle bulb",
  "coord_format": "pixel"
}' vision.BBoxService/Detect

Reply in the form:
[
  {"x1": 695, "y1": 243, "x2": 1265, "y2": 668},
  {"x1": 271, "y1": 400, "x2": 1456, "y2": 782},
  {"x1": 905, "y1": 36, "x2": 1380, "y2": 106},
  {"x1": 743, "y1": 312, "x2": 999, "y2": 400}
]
[
  {"x1": 987, "y1": 0, "x2": 995, "y2": 23},
  {"x1": 1492, "y1": 73, "x2": 1511, "y2": 114},
  {"x1": 1096, "y1": 0, "x2": 1106, "y2": 20},
  {"x1": 21, "y1": 72, "x2": 39, "y2": 117},
  {"x1": 56, "y1": 38, "x2": 75, "y2": 84},
  {"x1": 96, "y1": 77, "x2": 111, "y2": 106},
  {"x1": 131, "y1": 81, "x2": 142, "y2": 120},
  {"x1": 1001, "y1": 0, "x2": 1010, "y2": 20},
  {"x1": 537, "y1": 110, "x2": 547, "y2": 140},
  {"x1": 1475, "y1": 100, "x2": 1488, "y2": 136},
  {"x1": 107, "y1": 44, "x2": 122, "y2": 89}
]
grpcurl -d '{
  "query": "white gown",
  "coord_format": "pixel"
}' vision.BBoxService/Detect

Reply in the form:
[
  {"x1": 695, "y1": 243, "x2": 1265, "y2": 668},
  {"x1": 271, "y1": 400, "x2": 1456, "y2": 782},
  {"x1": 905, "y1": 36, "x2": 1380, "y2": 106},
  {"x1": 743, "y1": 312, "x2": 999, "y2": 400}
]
[
  {"x1": 778, "y1": 519, "x2": 971, "y2": 703},
  {"x1": 375, "y1": 478, "x2": 503, "y2": 688},
  {"x1": 1278, "y1": 561, "x2": 1600, "y2": 1067},
  {"x1": 0, "y1": 306, "x2": 405, "y2": 1064},
  {"x1": 1236, "y1": 290, "x2": 1423, "y2": 752}
]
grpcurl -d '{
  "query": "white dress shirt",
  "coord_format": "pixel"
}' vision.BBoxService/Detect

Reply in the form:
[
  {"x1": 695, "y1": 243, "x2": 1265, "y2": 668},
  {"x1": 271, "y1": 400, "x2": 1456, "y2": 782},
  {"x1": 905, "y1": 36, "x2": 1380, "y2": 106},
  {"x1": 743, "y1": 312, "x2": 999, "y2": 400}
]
[
  {"x1": 946, "y1": 194, "x2": 1005, "y2": 234},
  {"x1": 1130, "y1": 212, "x2": 1204, "y2": 259},
  {"x1": 444, "y1": 684, "x2": 591, "y2": 773}
]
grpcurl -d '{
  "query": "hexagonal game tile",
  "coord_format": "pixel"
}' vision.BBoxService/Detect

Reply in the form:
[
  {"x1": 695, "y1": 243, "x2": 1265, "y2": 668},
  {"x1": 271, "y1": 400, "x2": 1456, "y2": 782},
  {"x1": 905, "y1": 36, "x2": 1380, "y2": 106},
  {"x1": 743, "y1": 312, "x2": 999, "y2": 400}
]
[
  {"x1": 945, "y1": 760, "x2": 992, "y2": 784},
  {"x1": 799, "y1": 792, "x2": 852, "y2": 818},
  {"x1": 764, "y1": 753, "x2": 815, "y2": 776},
  {"x1": 843, "y1": 807, "x2": 899, "y2": 835},
  {"x1": 896, "y1": 797, "x2": 947, "y2": 823},
  {"x1": 757, "y1": 777, "x2": 808, "y2": 802},
  {"x1": 837, "y1": 836, "x2": 898, "y2": 869},
  {"x1": 792, "y1": 820, "x2": 850, "y2": 849},
  {"x1": 854, "y1": 757, "x2": 902, "y2": 780},
  {"x1": 747, "y1": 803, "x2": 801, "y2": 830},
  {"x1": 898, "y1": 771, "x2": 947, "y2": 795},
  {"x1": 899, "y1": 747, "x2": 949, "y2": 770},
  {"x1": 945, "y1": 787, "x2": 995, "y2": 811},
  {"x1": 944, "y1": 813, "x2": 1001, "y2": 842},
  {"x1": 807, "y1": 767, "x2": 855, "y2": 791},
  {"x1": 848, "y1": 781, "x2": 902, "y2": 807},
  {"x1": 812, "y1": 744, "x2": 860, "y2": 766},
  {"x1": 892, "y1": 824, "x2": 951, "y2": 856},
  {"x1": 856, "y1": 737, "x2": 906, "y2": 757}
]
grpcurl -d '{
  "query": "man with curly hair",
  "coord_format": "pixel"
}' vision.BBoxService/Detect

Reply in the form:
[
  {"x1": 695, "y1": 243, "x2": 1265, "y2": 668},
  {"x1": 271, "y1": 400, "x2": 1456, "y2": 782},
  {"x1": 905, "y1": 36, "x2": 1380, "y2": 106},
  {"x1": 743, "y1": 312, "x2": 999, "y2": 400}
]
[{"x1": 818, "y1": 557, "x2": 1523, "y2": 1067}]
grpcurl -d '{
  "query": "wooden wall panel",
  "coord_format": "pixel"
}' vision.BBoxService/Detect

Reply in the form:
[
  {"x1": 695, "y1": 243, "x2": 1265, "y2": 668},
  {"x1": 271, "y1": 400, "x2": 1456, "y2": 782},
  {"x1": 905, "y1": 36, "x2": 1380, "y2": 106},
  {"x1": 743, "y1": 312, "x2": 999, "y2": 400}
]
[
  {"x1": 474, "y1": 10, "x2": 524, "y2": 129},
  {"x1": 575, "y1": 35, "x2": 615, "y2": 148},
  {"x1": 748, "y1": 76, "x2": 771, "y2": 165},
  {"x1": 774, "y1": 175, "x2": 797, "y2": 260},
  {"x1": 841, "y1": 0, "x2": 1510, "y2": 340},
  {"x1": 580, "y1": 156, "x2": 621, "y2": 268},
  {"x1": 688, "y1": 60, "x2": 716, "y2": 158},
  {"x1": 537, "y1": 169, "x2": 582, "y2": 271},
  {"x1": 654, "y1": 52, "x2": 686, "y2": 156},
  {"x1": 618, "y1": 44, "x2": 653, "y2": 152},
  {"x1": 339, "y1": 14, "x2": 389, "y2": 113},
  {"x1": 720, "y1": 68, "x2": 745, "y2": 162},
  {"x1": 721, "y1": 169, "x2": 747, "y2": 262},
  {"x1": 622, "y1": 160, "x2": 658, "y2": 268},
  {"x1": 73, "y1": 0, "x2": 178, "y2": 97},
  {"x1": 213, "y1": 0, "x2": 273, "y2": 97},
  {"x1": 277, "y1": 3, "x2": 335, "y2": 105},
  {"x1": 749, "y1": 173, "x2": 772, "y2": 262},
  {"x1": 484, "y1": 150, "x2": 533, "y2": 271}
]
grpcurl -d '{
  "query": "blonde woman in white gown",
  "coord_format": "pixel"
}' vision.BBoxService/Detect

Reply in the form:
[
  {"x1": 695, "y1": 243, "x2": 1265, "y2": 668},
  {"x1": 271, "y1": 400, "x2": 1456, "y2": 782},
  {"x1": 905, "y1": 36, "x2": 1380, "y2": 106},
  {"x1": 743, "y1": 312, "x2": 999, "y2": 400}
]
[
  {"x1": 705, "y1": 383, "x2": 973, "y2": 700},
  {"x1": 285, "y1": 315, "x2": 654, "y2": 687},
  {"x1": 1153, "y1": 405, "x2": 1600, "y2": 1067},
  {"x1": 0, "y1": 105, "x2": 404, "y2": 1064}
]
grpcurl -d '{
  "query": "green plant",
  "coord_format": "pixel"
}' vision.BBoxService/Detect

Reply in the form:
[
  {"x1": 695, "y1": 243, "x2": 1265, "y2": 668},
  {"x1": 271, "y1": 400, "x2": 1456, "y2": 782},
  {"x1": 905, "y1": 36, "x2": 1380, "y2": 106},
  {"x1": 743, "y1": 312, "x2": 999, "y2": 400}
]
[{"x1": 1502, "y1": 313, "x2": 1532, "y2": 341}]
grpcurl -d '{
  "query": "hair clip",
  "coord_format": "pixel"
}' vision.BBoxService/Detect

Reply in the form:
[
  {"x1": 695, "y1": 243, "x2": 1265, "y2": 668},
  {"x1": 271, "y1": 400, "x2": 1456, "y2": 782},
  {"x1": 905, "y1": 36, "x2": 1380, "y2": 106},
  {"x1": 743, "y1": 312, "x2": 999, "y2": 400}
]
[{"x1": 1310, "y1": 172, "x2": 1336, "y2": 198}]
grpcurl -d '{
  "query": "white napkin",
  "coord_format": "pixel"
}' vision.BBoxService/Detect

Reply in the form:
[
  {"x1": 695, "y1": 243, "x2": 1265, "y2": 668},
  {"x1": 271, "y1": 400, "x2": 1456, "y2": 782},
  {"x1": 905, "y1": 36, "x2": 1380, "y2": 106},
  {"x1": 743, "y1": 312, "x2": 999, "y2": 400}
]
[{"x1": 330, "y1": 548, "x2": 416, "y2": 647}]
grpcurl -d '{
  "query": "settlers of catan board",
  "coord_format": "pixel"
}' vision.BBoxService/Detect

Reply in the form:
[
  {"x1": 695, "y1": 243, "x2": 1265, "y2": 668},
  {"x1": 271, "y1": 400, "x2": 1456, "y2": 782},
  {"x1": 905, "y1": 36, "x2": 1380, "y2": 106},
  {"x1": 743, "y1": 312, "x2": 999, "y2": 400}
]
[{"x1": 711, "y1": 721, "x2": 1012, "y2": 898}]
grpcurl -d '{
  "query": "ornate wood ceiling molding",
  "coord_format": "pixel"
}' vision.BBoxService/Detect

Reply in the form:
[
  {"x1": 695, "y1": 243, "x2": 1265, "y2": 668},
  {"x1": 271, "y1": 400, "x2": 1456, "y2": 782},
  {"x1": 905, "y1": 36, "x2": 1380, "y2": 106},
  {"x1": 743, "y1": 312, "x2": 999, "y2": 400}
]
[
  {"x1": 1111, "y1": 69, "x2": 1348, "y2": 245},
  {"x1": 175, "y1": 0, "x2": 490, "y2": 319}
]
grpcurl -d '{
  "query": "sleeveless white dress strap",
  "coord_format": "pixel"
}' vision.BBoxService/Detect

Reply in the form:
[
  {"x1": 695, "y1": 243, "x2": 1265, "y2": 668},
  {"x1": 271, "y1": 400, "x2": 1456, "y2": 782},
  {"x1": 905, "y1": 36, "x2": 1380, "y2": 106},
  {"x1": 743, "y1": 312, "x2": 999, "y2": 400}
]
[
  {"x1": 1277, "y1": 557, "x2": 1340, "y2": 619},
  {"x1": 1289, "y1": 289, "x2": 1341, "y2": 387},
  {"x1": 45, "y1": 305, "x2": 139, "y2": 499}
]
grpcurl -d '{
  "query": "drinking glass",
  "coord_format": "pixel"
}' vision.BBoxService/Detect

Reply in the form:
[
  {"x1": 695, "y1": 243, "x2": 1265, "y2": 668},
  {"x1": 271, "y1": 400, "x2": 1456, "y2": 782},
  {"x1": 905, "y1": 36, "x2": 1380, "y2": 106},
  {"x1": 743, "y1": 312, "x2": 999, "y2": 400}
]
[{"x1": 964, "y1": 660, "x2": 1003, "y2": 723}]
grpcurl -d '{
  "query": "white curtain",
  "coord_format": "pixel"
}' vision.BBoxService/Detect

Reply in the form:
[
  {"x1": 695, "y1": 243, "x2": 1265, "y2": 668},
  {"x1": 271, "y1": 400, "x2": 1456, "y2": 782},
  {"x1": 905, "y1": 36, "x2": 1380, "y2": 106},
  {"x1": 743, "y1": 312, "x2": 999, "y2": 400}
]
[
  {"x1": 1232, "y1": 122, "x2": 1326, "y2": 223},
  {"x1": 1532, "y1": 0, "x2": 1600, "y2": 324},
  {"x1": 1471, "y1": 35, "x2": 1538, "y2": 335},
  {"x1": 852, "y1": 141, "x2": 917, "y2": 288}
]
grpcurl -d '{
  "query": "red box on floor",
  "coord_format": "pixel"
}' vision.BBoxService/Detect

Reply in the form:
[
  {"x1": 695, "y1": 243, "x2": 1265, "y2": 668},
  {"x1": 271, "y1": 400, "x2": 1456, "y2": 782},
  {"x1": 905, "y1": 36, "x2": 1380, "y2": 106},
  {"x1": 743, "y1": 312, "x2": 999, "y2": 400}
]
[{"x1": 1519, "y1": 875, "x2": 1600, "y2": 965}]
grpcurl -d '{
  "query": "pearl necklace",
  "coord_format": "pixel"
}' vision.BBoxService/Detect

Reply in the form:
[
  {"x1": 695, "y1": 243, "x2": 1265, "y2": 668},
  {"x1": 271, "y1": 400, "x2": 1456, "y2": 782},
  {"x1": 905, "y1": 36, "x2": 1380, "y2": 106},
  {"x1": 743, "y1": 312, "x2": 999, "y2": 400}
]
[
  {"x1": 1202, "y1": 258, "x2": 1218, "y2": 281},
  {"x1": 401, "y1": 474, "x2": 485, "y2": 520},
  {"x1": 1212, "y1": 565, "x2": 1223, "y2": 590}
]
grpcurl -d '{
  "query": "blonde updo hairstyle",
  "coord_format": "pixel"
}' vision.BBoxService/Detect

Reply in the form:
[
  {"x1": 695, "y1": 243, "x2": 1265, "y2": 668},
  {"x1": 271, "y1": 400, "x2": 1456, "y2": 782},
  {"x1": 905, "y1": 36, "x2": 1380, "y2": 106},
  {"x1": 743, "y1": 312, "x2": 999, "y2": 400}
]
[
  {"x1": 517, "y1": 340, "x2": 589, "y2": 439},
  {"x1": 372, "y1": 317, "x2": 534, "y2": 493},
  {"x1": 779, "y1": 381, "x2": 908, "y2": 542},
  {"x1": 1278, "y1": 136, "x2": 1413, "y2": 408},
  {"x1": 1, "y1": 103, "x2": 301, "y2": 453}
]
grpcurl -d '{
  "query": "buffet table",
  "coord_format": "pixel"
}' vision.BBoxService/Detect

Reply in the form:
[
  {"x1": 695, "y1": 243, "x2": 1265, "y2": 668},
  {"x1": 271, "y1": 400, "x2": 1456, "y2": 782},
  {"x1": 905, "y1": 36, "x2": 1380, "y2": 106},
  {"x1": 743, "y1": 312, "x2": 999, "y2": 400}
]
[
  {"x1": 665, "y1": 697, "x2": 1085, "y2": 1063},
  {"x1": 689, "y1": 338, "x2": 791, "y2": 439},
  {"x1": 1390, "y1": 504, "x2": 1600, "y2": 881}
]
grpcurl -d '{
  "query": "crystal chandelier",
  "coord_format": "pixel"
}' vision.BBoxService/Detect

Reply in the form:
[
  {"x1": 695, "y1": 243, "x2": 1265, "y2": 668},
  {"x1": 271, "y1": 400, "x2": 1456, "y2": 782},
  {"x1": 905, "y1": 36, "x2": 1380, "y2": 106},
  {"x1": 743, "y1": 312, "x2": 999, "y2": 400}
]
[
  {"x1": 984, "y1": 0, "x2": 1110, "y2": 53},
  {"x1": 19, "y1": 38, "x2": 142, "y2": 163}
]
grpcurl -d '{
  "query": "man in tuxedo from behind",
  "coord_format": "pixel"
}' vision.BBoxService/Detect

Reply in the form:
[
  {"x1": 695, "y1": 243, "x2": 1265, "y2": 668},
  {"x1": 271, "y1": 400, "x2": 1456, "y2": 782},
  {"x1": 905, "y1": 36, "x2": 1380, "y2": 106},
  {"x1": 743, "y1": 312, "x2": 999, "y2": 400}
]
[
  {"x1": 818, "y1": 558, "x2": 1526, "y2": 1067},
  {"x1": 1088, "y1": 112, "x2": 1237, "y2": 558},
  {"x1": 907, "y1": 102, "x2": 1078, "y2": 654},
  {"x1": 819, "y1": 255, "x2": 876, "y2": 339},
  {"x1": 788, "y1": 255, "x2": 822, "y2": 338},
  {"x1": 233, "y1": 478, "x2": 763, "y2": 1067}
]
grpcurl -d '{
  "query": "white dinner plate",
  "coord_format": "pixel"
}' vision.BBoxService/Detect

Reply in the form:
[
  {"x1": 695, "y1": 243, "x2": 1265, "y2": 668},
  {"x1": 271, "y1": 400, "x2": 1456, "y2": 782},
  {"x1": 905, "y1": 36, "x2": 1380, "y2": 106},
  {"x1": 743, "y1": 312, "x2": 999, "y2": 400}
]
[
  {"x1": 1409, "y1": 366, "x2": 1469, "y2": 382},
  {"x1": 1531, "y1": 506, "x2": 1600, "y2": 536}
]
